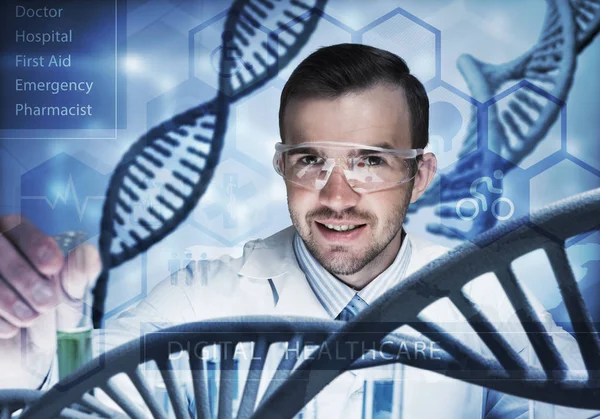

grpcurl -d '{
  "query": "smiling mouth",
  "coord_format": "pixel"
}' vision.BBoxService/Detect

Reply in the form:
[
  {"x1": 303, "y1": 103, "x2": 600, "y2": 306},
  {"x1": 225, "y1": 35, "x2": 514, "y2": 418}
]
[
  {"x1": 314, "y1": 221, "x2": 367, "y2": 239},
  {"x1": 317, "y1": 222, "x2": 365, "y2": 232}
]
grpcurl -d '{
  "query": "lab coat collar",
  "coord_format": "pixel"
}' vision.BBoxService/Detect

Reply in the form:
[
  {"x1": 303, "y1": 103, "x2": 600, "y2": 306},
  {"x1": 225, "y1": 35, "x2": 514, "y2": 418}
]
[
  {"x1": 237, "y1": 225, "x2": 330, "y2": 318},
  {"x1": 237, "y1": 225, "x2": 298, "y2": 280}
]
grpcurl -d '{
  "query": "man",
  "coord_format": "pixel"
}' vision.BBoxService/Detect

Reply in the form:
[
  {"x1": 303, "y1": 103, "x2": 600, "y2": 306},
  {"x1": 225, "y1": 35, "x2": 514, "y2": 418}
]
[{"x1": 0, "y1": 44, "x2": 592, "y2": 417}]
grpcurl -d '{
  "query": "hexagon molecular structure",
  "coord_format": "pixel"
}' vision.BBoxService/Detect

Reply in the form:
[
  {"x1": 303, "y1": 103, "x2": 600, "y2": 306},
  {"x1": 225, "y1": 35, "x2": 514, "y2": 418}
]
[
  {"x1": 487, "y1": 83, "x2": 564, "y2": 171},
  {"x1": 437, "y1": 148, "x2": 530, "y2": 245},
  {"x1": 275, "y1": 10, "x2": 353, "y2": 83},
  {"x1": 20, "y1": 153, "x2": 108, "y2": 237},
  {"x1": 361, "y1": 8, "x2": 439, "y2": 85},
  {"x1": 530, "y1": 158, "x2": 600, "y2": 246},
  {"x1": 191, "y1": 9, "x2": 271, "y2": 98},
  {"x1": 427, "y1": 83, "x2": 479, "y2": 170},
  {"x1": 191, "y1": 155, "x2": 273, "y2": 246},
  {"x1": 235, "y1": 85, "x2": 282, "y2": 169}
]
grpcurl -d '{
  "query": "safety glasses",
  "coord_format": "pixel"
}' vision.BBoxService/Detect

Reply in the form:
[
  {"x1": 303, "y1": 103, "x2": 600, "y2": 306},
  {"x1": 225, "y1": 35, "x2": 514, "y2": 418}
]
[{"x1": 273, "y1": 142, "x2": 424, "y2": 193}]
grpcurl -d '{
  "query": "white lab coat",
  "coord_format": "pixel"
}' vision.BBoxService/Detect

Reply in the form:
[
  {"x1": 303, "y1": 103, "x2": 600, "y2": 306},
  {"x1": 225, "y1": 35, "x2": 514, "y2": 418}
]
[{"x1": 100, "y1": 225, "x2": 596, "y2": 418}]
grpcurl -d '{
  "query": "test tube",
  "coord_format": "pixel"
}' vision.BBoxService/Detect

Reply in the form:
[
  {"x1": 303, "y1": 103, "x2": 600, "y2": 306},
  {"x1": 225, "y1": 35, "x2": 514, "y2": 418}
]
[
  {"x1": 56, "y1": 320, "x2": 93, "y2": 380},
  {"x1": 207, "y1": 358, "x2": 219, "y2": 419},
  {"x1": 53, "y1": 231, "x2": 94, "y2": 381},
  {"x1": 362, "y1": 364, "x2": 404, "y2": 419},
  {"x1": 206, "y1": 352, "x2": 241, "y2": 419}
]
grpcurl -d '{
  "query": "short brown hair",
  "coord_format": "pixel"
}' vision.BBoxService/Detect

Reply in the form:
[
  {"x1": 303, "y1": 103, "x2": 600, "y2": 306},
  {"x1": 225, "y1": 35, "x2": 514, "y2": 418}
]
[{"x1": 279, "y1": 43, "x2": 429, "y2": 149}]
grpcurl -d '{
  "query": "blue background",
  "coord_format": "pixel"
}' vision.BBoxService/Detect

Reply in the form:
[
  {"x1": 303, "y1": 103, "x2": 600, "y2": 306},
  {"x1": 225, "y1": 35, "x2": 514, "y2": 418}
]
[{"x1": 0, "y1": 0, "x2": 598, "y2": 325}]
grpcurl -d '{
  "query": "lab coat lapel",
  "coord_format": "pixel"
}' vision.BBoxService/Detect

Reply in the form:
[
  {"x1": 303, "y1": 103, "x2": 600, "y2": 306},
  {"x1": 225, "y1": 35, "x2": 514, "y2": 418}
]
[
  {"x1": 237, "y1": 225, "x2": 329, "y2": 319},
  {"x1": 270, "y1": 263, "x2": 330, "y2": 318}
]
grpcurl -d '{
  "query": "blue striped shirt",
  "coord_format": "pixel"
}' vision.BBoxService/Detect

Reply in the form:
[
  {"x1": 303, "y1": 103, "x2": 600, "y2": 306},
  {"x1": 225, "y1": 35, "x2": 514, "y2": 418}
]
[{"x1": 292, "y1": 231, "x2": 413, "y2": 319}]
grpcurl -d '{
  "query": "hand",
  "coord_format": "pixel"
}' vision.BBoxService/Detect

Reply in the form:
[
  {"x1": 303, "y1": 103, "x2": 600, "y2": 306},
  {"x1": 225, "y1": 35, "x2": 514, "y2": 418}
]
[{"x1": 0, "y1": 215, "x2": 101, "y2": 389}]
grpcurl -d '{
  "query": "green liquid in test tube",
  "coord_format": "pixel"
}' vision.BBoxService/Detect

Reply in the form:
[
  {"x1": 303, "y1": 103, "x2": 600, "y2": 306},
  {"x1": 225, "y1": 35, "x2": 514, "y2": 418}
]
[
  {"x1": 53, "y1": 231, "x2": 94, "y2": 381},
  {"x1": 57, "y1": 325, "x2": 93, "y2": 380}
]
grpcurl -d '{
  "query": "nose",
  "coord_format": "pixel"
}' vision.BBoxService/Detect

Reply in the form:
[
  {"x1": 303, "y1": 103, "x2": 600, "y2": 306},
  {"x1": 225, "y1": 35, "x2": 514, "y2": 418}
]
[{"x1": 318, "y1": 166, "x2": 360, "y2": 211}]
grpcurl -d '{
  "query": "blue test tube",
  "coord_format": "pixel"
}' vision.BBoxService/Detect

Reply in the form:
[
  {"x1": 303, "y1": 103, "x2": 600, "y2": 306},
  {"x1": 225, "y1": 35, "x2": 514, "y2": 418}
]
[
  {"x1": 206, "y1": 356, "x2": 241, "y2": 419},
  {"x1": 362, "y1": 364, "x2": 404, "y2": 419},
  {"x1": 207, "y1": 358, "x2": 219, "y2": 419}
]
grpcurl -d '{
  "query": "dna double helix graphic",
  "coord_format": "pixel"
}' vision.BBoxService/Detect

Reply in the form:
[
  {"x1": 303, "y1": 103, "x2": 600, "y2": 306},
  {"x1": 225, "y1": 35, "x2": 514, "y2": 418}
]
[
  {"x1": 409, "y1": 0, "x2": 600, "y2": 239},
  {"x1": 92, "y1": 0, "x2": 328, "y2": 327}
]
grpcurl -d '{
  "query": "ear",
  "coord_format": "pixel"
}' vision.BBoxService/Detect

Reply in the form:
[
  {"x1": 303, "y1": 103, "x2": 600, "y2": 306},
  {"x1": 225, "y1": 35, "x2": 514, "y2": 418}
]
[{"x1": 410, "y1": 152, "x2": 437, "y2": 203}]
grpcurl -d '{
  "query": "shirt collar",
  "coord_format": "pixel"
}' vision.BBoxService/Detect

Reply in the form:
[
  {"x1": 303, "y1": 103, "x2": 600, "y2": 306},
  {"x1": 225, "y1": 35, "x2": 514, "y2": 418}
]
[{"x1": 293, "y1": 230, "x2": 413, "y2": 319}]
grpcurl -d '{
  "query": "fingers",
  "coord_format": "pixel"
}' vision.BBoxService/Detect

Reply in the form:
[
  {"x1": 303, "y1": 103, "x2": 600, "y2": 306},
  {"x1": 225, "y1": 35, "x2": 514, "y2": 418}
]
[
  {"x1": 0, "y1": 215, "x2": 64, "y2": 338},
  {"x1": 0, "y1": 215, "x2": 101, "y2": 342},
  {"x1": 0, "y1": 316, "x2": 19, "y2": 339},
  {"x1": 0, "y1": 216, "x2": 64, "y2": 277},
  {"x1": 0, "y1": 235, "x2": 59, "y2": 314},
  {"x1": 0, "y1": 280, "x2": 37, "y2": 329}
]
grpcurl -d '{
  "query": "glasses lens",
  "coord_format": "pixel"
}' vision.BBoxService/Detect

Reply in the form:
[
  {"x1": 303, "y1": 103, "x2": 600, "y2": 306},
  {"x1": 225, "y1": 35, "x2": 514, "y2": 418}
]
[{"x1": 278, "y1": 149, "x2": 415, "y2": 191}]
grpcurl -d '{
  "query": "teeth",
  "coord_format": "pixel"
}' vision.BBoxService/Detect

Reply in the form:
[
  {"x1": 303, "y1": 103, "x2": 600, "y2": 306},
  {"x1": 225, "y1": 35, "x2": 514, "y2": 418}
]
[{"x1": 324, "y1": 224, "x2": 357, "y2": 232}]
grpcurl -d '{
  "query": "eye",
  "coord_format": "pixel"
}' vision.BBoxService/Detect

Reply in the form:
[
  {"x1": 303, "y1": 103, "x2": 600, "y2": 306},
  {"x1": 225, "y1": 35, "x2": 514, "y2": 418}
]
[
  {"x1": 363, "y1": 156, "x2": 385, "y2": 166},
  {"x1": 299, "y1": 155, "x2": 323, "y2": 165}
]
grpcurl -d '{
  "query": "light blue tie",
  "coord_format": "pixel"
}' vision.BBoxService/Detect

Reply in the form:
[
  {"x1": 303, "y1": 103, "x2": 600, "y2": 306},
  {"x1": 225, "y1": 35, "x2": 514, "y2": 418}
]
[{"x1": 336, "y1": 294, "x2": 369, "y2": 321}]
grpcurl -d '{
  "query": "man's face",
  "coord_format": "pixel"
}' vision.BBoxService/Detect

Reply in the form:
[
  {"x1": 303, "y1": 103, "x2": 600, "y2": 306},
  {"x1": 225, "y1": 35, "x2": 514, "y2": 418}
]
[{"x1": 282, "y1": 84, "x2": 432, "y2": 279}]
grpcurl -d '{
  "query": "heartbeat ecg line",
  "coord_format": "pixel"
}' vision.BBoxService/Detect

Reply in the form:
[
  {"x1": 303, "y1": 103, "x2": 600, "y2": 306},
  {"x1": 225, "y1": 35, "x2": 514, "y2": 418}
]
[{"x1": 21, "y1": 174, "x2": 105, "y2": 222}]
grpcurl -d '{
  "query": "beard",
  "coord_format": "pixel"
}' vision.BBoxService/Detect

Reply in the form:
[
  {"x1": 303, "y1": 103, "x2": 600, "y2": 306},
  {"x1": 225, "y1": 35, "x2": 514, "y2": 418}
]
[{"x1": 289, "y1": 190, "x2": 412, "y2": 276}]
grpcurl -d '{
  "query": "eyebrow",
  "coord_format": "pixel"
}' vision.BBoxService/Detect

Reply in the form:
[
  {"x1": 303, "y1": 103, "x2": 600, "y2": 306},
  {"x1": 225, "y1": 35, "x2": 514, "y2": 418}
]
[
  {"x1": 349, "y1": 143, "x2": 399, "y2": 156},
  {"x1": 285, "y1": 142, "x2": 399, "y2": 156},
  {"x1": 370, "y1": 142, "x2": 396, "y2": 150},
  {"x1": 286, "y1": 147, "x2": 321, "y2": 156}
]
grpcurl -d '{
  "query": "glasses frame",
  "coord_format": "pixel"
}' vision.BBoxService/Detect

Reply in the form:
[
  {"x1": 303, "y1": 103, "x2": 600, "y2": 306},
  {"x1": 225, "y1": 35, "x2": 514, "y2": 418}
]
[{"x1": 273, "y1": 141, "x2": 425, "y2": 193}]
